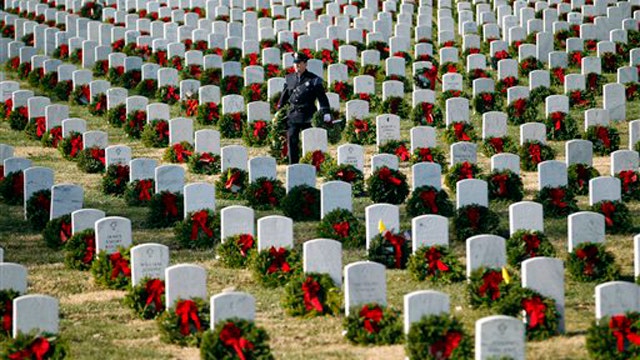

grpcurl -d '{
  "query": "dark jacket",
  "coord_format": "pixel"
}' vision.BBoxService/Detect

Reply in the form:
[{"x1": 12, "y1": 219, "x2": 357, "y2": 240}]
[{"x1": 278, "y1": 70, "x2": 331, "y2": 124}]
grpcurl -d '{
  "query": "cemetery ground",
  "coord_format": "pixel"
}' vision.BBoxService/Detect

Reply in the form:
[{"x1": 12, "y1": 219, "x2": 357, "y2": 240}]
[{"x1": 1, "y1": 70, "x2": 638, "y2": 359}]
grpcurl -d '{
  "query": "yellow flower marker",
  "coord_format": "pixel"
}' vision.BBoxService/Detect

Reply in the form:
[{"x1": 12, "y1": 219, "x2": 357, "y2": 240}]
[
  {"x1": 378, "y1": 220, "x2": 386, "y2": 234},
  {"x1": 502, "y1": 267, "x2": 511, "y2": 284}
]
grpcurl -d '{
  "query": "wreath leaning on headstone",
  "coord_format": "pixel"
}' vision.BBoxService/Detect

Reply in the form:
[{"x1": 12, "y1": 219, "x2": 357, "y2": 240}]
[
  {"x1": 345, "y1": 117, "x2": 376, "y2": 145},
  {"x1": 146, "y1": 191, "x2": 184, "y2": 228},
  {"x1": 407, "y1": 245, "x2": 465, "y2": 283},
  {"x1": 42, "y1": 214, "x2": 72, "y2": 250},
  {"x1": 506, "y1": 230, "x2": 556, "y2": 267},
  {"x1": 281, "y1": 185, "x2": 320, "y2": 222},
  {"x1": 343, "y1": 303, "x2": 403, "y2": 346},
  {"x1": 217, "y1": 234, "x2": 256, "y2": 269},
  {"x1": 367, "y1": 167, "x2": 410, "y2": 205},
  {"x1": 323, "y1": 163, "x2": 365, "y2": 196},
  {"x1": 367, "y1": 230, "x2": 411, "y2": 270},
  {"x1": 484, "y1": 169, "x2": 524, "y2": 202},
  {"x1": 567, "y1": 242, "x2": 620, "y2": 283},
  {"x1": 174, "y1": 209, "x2": 221, "y2": 249},
  {"x1": 0, "y1": 170, "x2": 23, "y2": 205},
  {"x1": 467, "y1": 267, "x2": 518, "y2": 309},
  {"x1": 495, "y1": 287, "x2": 560, "y2": 341},
  {"x1": 124, "y1": 179, "x2": 155, "y2": 207},
  {"x1": 158, "y1": 297, "x2": 210, "y2": 347},
  {"x1": 0, "y1": 288, "x2": 20, "y2": 338},
  {"x1": 90, "y1": 246, "x2": 132, "y2": 290},
  {"x1": 1, "y1": 332, "x2": 69, "y2": 360},
  {"x1": 405, "y1": 314, "x2": 473, "y2": 360},
  {"x1": 316, "y1": 209, "x2": 365, "y2": 249},
  {"x1": 444, "y1": 162, "x2": 483, "y2": 192},
  {"x1": 586, "y1": 312, "x2": 640, "y2": 360},
  {"x1": 187, "y1": 152, "x2": 221, "y2": 175},
  {"x1": 590, "y1": 200, "x2": 633, "y2": 234},
  {"x1": 200, "y1": 318, "x2": 274, "y2": 360},
  {"x1": 379, "y1": 140, "x2": 411, "y2": 162},
  {"x1": 215, "y1": 168, "x2": 249, "y2": 200},
  {"x1": 567, "y1": 163, "x2": 600, "y2": 196},
  {"x1": 124, "y1": 277, "x2": 166, "y2": 320},
  {"x1": 76, "y1": 147, "x2": 106, "y2": 173},
  {"x1": 406, "y1": 186, "x2": 455, "y2": 218},
  {"x1": 243, "y1": 177, "x2": 286, "y2": 210},
  {"x1": 534, "y1": 186, "x2": 579, "y2": 218},
  {"x1": 26, "y1": 189, "x2": 51, "y2": 231},
  {"x1": 64, "y1": 229, "x2": 96, "y2": 271},
  {"x1": 281, "y1": 272, "x2": 341, "y2": 317},
  {"x1": 249, "y1": 246, "x2": 301, "y2": 288},
  {"x1": 101, "y1": 164, "x2": 130, "y2": 196},
  {"x1": 453, "y1": 205, "x2": 501, "y2": 241}
]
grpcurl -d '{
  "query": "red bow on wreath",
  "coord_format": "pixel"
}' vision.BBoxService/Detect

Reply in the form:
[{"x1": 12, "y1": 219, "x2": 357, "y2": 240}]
[
  {"x1": 466, "y1": 207, "x2": 481, "y2": 230},
  {"x1": 595, "y1": 126, "x2": 611, "y2": 148},
  {"x1": 513, "y1": 98, "x2": 527, "y2": 117},
  {"x1": 429, "y1": 331, "x2": 462, "y2": 359},
  {"x1": 627, "y1": 84, "x2": 638, "y2": 100},
  {"x1": 175, "y1": 299, "x2": 201, "y2": 336},
  {"x1": 394, "y1": 144, "x2": 410, "y2": 161},
  {"x1": 479, "y1": 271, "x2": 503, "y2": 300},
  {"x1": 310, "y1": 150, "x2": 325, "y2": 170},
  {"x1": 619, "y1": 170, "x2": 638, "y2": 193},
  {"x1": 266, "y1": 64, "x2": 280, "y2": 77},
  {"x1": 320, "y1": 49, "x2": 334, "y2": 64},
  {"x1": 587, "y1": 73, "x2": 599, "y2": 91},
  {"x1": 137, "y1": 179, "x2": 153, "y2": 201},
  {"x1": 420, "y1": 102, "x2": 435, "y2": 124},
  {"x1": 256, "y1": 180, "x2": 277, "y2": 205},
  {"x1": 491, "y1": 174, "x2": 509, "y2": 197},
  {"x1": 575, "y1": 164, "x2": 589, "y2": 191},
  {"x1": 219, "y1": 322, "x2": 255, "y2": 360},
  {"x1": 4, "y1": 98, "x2": 12, "y2": 117},
  {"x1": 333, "y1": 81, "x2": 347, "y2": 100},
  {"x1": 358, "y1": 93, "x2": 370, "y2": 102},
  {"x1": 225, "y1": 171, "x2": 241, "y2": 190},
  {"x1": 528, "y1": 143, "x2": 542, "y2": 164},
  {"x1": 551, "y1": 112, "x2": 565, "y2": 131},
  {"x1": 190, "y1": 210, "x2": 213, "y2": 240},
  {"x1": 501, "y1": 77, "x2": 517, "y2": 92},
  {"x1": 145, "y1": 279, "x2": 165, "y2": 310},
  {"x1": 353, "y1": 119, "x2": 369, "y2": 134},
  {"x1": 59, "y1": 44, "x2": 69, "y2": 58},
  {"x1": 206, "y1": 102, "x2": 219, "y2": 122},
  {"x1": 522, "y1": 296, "x2": 547, "y2": 329},
  {"x1": 481, "y1": 93, "x2": 493, "y2": 105},
  {"x1": 575, "y1": 245, "x2": 599, "y2": 276},
  {"x1": 155, "y1": 121, "x2": 169, "y2": 141},
  {"x1": 59, "y1": 220, "x2": 71, "y2": 243},
  {"x1": 553, "y1": 68, "x2": 565, "y2": 84},
  {"x1": 609, "y1": 315, "x2": 640, "y2": 352},
  {"x1": 332, "y1": 221, "x2": 350, "y2": 238},
  {"x1": 344, "y1": 60, "x2": 357, "y2": 73},
  {"x1": 185, "y1": 99, "x2": 199, "y2": 117},
  {"x1": 114, "y1": 65, "x2": 125, "y2": 76},
  {"x1": 36, "y1": 193, "x2": 50, "y2": 211},
  {"x1": 548, "y1": 188, "x2": 568, "y2": 208},
  {"x1": 82, "y1": 234, "x2": 95, "y2": 264},
  {"x1": 8, "y1": 336, "x2": 50, "y2": 360},
  {"x1": 418, "y1": 148, "x2": 434, "y2": 162},
  {"x1": 458, "y1": 162, "x2": 474, "y2": 180},
  {"x1": 420, "y1": 190, "x2": 439, "y2": 213},
  {"x1": 231, "y1": 113, "x2": 243, "y2": 131},
  {"x1": 198, "y1": 153, "x2": 216, "y2": 165},
  {"x1": 267, "y1": 246, "x2": 291, "y2": 274},
  {"x1": 336, "y1": 168, "x2": 356, "y2": 182},
  {"x1": 35, "y1": 116, "x2": 46, "y2": 138},
  {"x1": 156, "y1": 51, "x2": 167, "y2": 66},
  {"x1": 11, "y1": 172, "x2": 23, "y2": 196},
  {"x1": 494, "y1": 50, "x2": 509, "y2": 61},
  {"x1": 161, "y1": 192, "x2": 178, "y2": 217},
  {"x1": 488, "y1": 137, "x2": 504, "y2": 153},
  {"x1": 453, "y1": 123, "x2": 471, "y2": 141},
  {"x1": 523, "y1": 233, "x2": 540, "y2": 257},
  {"x1": 252, "y1": 120, "x2": 267, "y2": 139},
  {"x1": 109, "y1": 252, "x2": 131, "y2": 280},
  {"x1": 250, "y1": 83, "x2": 262, "y2": 101},
  {"x1": 302, "y1": 277, "x2": 323, "y2": 312},
  {"x1": 91, "y1": 148, "x2": 106, "y2": 165},
  {"x1": 18, "y1": 106, "x2": 29, "y2": 119},
  {"x1": 601, "y1": 201, "x2": 616, "y2": 227},
  {"x1": 2, "y1": 300, "x2": 11, "y2": 332},
  {"x1": 446, "y1": 64, "x2": 457, "y2": 73},
  {"x1": 165, "y1": 86, "x2": 179, "y2": 101},
  {"x1": 383, "y1": 231, "x2": 405, "y2": 269},
  {"x1": 378, "y1": 167, "x2": 402, "y2": 186},
  {"x1": 80, "y1": 85, "x2": 90, "y2": 103},
  {"x1": 247, "y1": 53, "x2": 259, "y2": 66},
  {"x1": 237, "y1": 234, "x2": 254, "y2": 257},
  {"x1": 173, "y1": 143, "x2": 192, "y2": 163},
  {"x1": 360, "y1": 305, "x2": 383, "y2": 334},
  {"x1": 425, "y1": 246, "x2": 449, "y2": 273}
]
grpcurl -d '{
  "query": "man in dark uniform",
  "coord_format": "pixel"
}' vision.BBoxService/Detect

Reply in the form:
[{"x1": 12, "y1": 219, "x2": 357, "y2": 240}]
[{"x1": 277, "y1": 52, "x2": 332, "y2": 164}]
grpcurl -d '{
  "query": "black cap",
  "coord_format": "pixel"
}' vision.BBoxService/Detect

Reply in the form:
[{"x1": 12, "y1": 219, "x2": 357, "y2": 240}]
[{"x1": 292, "y1": 52, "x2": 309, "y2": 63}]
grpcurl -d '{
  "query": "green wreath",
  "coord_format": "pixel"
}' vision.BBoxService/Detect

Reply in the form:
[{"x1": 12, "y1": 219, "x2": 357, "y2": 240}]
[
  {"x1": 567, "y1": 242, "x2": 619, "y2": 282},
  {"x1": 410, "y1": 147, "x2": 447, "y2": 167},
  {"x1": 411, "y1": 103, "x2": 444, "y2": 127},
  {"x1": 439, "y1": 62, "x2": 461, "y2": 75},
  {"x1": 79, "y1": 1, "x2": 102, "y2": 20},
  {"x1": 495, "y1": 76, "x2": 518, "y2": 94},
  {"x1": 529, "y1": 86, "x2": 554, "y2": 106},
  {"x1": 196, "y1": 102, "x2": 220, "y2": 125},
  {"x1": 106, "y1": 104, "x2": 127, "y2": 128},
  {"x1": 181, "y1": 64, "x2": 204, "y2": 80},
  {"x1": 473, "y1": 91, "x2": 504, "y2": 114},
  {"x1": 590, "y1": 200, "x2": 633, "y2": 234},
  {"x1": 241, "y1": 82, "x2": 267, "y2": 103},
  {"x1": 481, "y1": 136, "x2": 517, "y2": 157},
  {"x1": 379, "y1": 140, "x2": 411, "y2": 162},
  {"x1": 249, "y1": 246, "x2": 301, "y2": 288},
  {"x1": 602, "y1": 52, "x2": 623, "y2": 73},
  {"x1": 316, "y1": 209, "x2": 365, "y2": 248},
  {"x1": 359, "y1": 64, "x2": 381, "y2": 78},
  {"x1": 217, "y1": 234, "x2": 256, "y2": 268},
  {"x1": 281, "y1": 272, "x2": 341, "y2": 317},
  {"x1": 381, "y1": 96, "x2": 410, "y2": 119},
  {"x1": 223, "y1": 48, "x2": 242, "y2": 62},
  {"x1": 406, "y1": 314, "x2": 473, "y2": 360},
  {"x1": 23, "y1": 117, "x2": 45, "y2": 141},
  {"x1": 70, "y1": 84, "x2": 91, "y2": 105},
  {"x1": 26, "y1": 189, "x2": 51, "y2": 231},
  {"x1": 200, "y1": 68, "x2": 221, "y2": 86},
  {"x1": 585, "y1": 125, "x2": 620, "y2": 156},
  {"x1": 367, "y1": 167, "x2": 409, "y2": 204},
  {"x1": 568, "y1": 163, "x2": 599, "y2": 196},
  {"x1": 444, "y1": 162, "x2": 483, "y2": 192},
  {"x1": 88, "y1": 93, "x2": 107, "y2": 116},
  {"x1": 518, "y1": 57, "x2": 543, "y2": 77},
  {"x1": 545, "y1": 112, "x2": 579, "y2": 141},
  {"x1": 616, "y1": 170, "x2": 640, "y2": 201},
  {"x1": 468, "y1": 267, "x2": 518, "y2": 308},
  {"x1": 77, "y1": 147, "x2": 105, "y2": 173},
  {"x1": 1, "y1": 332, "x2": 68, "y2": 359},
  {"x1": 53, "y1": 80, "x2": 72, "y2": 101},
  {"x1": 323, "y1": 163, "x2": 365, "y2": 195},
  {"x1": 64, "y1": 229, "x2": 96, "y2": 271},
  {"x1": 123, "y1": 277, "x2": 166, "y2": 319},
  {"x1": 163, "y1": 142, "x2": 194, "y2": 164},
  {"x1": 90, "y1": 246, "x2": 131, "y2": 290},
  {"x1": 0, "y1": 171, "x2": 24, "y2": 205},
  {"x1": 300, "y1": 150, "x2": 334, "y2": 176},
  {"x1": 92, "y1": 59, "x2": 109, "y2": 77},
  {"x1": 312, "y1": 110, "x2": 344, "y2": 144},
  {"x1": 484, "y1": 170, "x2": 524, "y2": 202},
  {"x1": 442, "y1": 122, "x2": 478, "y2": 144},
  {"x1": 406, "y1": 186, "x2": 454, "y2": 218},
  {"x1": 174, "y1": 209, "x2": 220, "y2": 249},
  {"x1": 220, "y1": 75, "x2": 244, "y2": 95},
  {"x1": 454, "y1": 205, "x2": 501, "y2": 241},
  {"x1": 216, "y1": 168, "x2": 249, "y2": 200},
  {"x1": 7, "y1": 106, "x2": 28, "y2": 131},
  {"x1": 187, "y1": 152, "x2": 221, "y2": 175},
  {"x1": 367, "y1": 230, "x2": 411, "y2": 269},
  {"x1": 124, "y1": 179, "x2": 155, "y2": 206},
  {"x1": 345, "y1": 117, "x2": 376, "y2": 145},
  {"x1": 534, "y1": 186, "x2": 578, "y2": 218},
  {"x1": 0, "y1": 289, "x2": 20, "y2": 338},
  {"x1": 407, "y1": 245, "x2": 465, "y2": 283},
  {"x1": 569, "y1": 89, "x2": 596, "y2": 109},
  {"x1": 281, "y1": 185, "x2": 320, "y2": 221},
  {"x1": 495, "y1": 287, "x2": 560, "y2": 341},
  {"x1": 124, "y1": 110, "x2": 146, "y2": 138},
  {"x1": 156, "y1": 85, "x2": 180, "y2": 105},
  {"x1": 343, "y1": 303, "x2": 403, "y2": 345},
  {"x1": 42, "y1": 214, "x2": 72, "y2": 250},
  {"x1": 101, "y1": 164, "x2": 130, "y2": 196},
  {"x1": 243, "y1": 178, "x2": 286, "y2": 210},
  {"x1": 146, "y1": 191, "x2": 184, "y2": 228},
  {"x1": 158, "y1": 297, "x2": 210, "y2": 346},
  {"x1": 586, "y1": 312, "x2": 640, "y2": 360},
  {"x1": 507, "y1": 98, "x2": 538, "y2": 125},
  {"x1": 438, "y1": 90, "x2": 466, "y2": 109},
  {"x1": 219, "y1": 112, "x2": 245, "y2": 138},
  {"x1": 506, "y1": 230, "x2": 556, "y2": 267},
  {"x1": 200, "y1": 318, "x2": 273, "y2": 359},
  {"x1": 519, "y1": 141, "x2": 556, "y2": 172},
  {"x1": 141, "y1": 120, "x2": 170, "y2": 148},
  {"x1": 242, "y1": 120, "x2": 270, "y2": 147},
  {"x1": 268, "y1": 107, "x2": 289, "y2": 164}
]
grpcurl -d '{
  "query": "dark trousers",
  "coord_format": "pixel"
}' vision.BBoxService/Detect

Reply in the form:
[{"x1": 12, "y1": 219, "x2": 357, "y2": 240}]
[{"x1": 287, "y1": 122, "x2": 311, "y2": 164}]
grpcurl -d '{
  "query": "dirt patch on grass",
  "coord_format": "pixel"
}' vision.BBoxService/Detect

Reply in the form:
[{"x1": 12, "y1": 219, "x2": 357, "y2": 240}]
[{"x1": 62, "y1": 290, "x2": 125, "y2": 305}]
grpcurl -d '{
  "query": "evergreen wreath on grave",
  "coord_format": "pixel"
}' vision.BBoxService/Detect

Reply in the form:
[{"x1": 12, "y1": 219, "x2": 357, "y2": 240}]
[
  {"x1": 439, "y1": 62, "x2": 461, "y2": 75},
  {"x1": 243, "y1": 177, "x2": 286, "y2": 210},
  {"x1": 405, "y1": 314, "x2": 473, "y2": 360},
  {"x1": 602, "y1": 52, "x2": 623, "y2": 73},
  {"x1": 468, "y1": 267, "x2": 517, "y2": 308},
  {"x1": 518, "y1": 57, "x2": 543, "y2": 77},
  {"x1": 217, "y1": 234, "x2": 256, "y2": 269},
  {"x1": 281, "y1": 272, "x2": 341, "y2": 317},
  {"x1": 91, "y1": 246, "x2": 131, "y2": 290},
  {"x1": 384, "y1": 75, "x2": 412, "y2": 91},
  {"x1": 0, "y1": 171, "x2": 23, "y2": 205},
  {"x1": 134, "y1": 78, "x2": 158, "y2": 99},
  {"x1": 519, "y1": 141, "x2": 556, "y2": 172},
  {"x1": 216, "y1": 168, "x2": 249, "y2": 200},
  {"x1": 411, "y1": 102, "x2": 444, "y2": 127},
  {"x1": 200, "y1": 318, "x2": 274, "y2": 360},
  {"x1": 222, "y1": 47, "x2": 241, "y2": 62},
  {"x1": 174, "y1": 209, "x2": 220, "y2": 249},
  {"x1": 567, "y1": 242, "x2": 619, "y2": 282},
  {"x1": 454, "y1": 205, "x2": 501, "y2": 241},
  {"x1": 343, "y1": 303, "x2": 403, "y2": 345},
  {"x1": 529, "y1": 86, "x2": 554, "y2": 106},
  {"x1": 342, "y1": 60, "x2": 360, "y2": 75},
  {"x1": 381, "y1": 96, "x2": 410, "y2": 119},
  {"x1": 124, "y1": 179, "x2": 155, "y2": 207},
  {"x1": 586, "y1": 312, "x2": 640, "y2": 360},
  {"x1": 407, "y1": 245, "x2": 465, "y2": 283},
  {"x1": 473, "y1": 91, "x2": 503, "y2": 114},
  {"x1": 242, "y1": 120, "x2": 271, "y2": 147},
  {"x1": 268, "y1": 108, "x2": 289, "y2": 164},
  {"x1": 506, "y1": 230, "x2": 556, "y2": 267},
  {"x1": 568, "y1": 163, "x2": 599, "y2": 196},
  {"x1": 379, "y1": 140, "x2": 411, "y2": 162},
  {"x1": 367, "y1": 41, "x2": 390, "y2": 59},
  {"x1": 27, "y1": 68, "x2": 43, "y2": 88},
  {"x1": 585, "y1": 125, "x2": 620, "y2": 156},
  {"x1": 88, "y1": 93, "x2": 107, "y2": 116},
  {"x1": 163, "y1": 142, "x2": 194, "y2": 164},
  {"x1": 367, "y1": 167, "x2": 409, "y2": 204},
  {"x1": 26, "y1": 189, "x2": 51, "y2": 231},
  {"x1": 8, "y1": 105, "x2": 28, "y2": 131},
  {"x1": 442, "y1": 122, "x2": 478, "y2": 144},
  {"x1": 71, "y1": 84, "x2": 91, "y2": 106},
  {"x1": 101, "y1": 164, "x2": 130, "y2": 196},
  {"x1": 535, "y1": 186, "x2": 578, "y2": 218},
  {"x1": 345, "y1": 117, "x2": 376, "y2": 145},
  {"x1": 156, "y1": 85, "x2": 180, "y2": 105},
  {"x1": 23, "y1": 116, "x2": 47, "y2": 141},
  {"x1": 141, "y1": 120, "x2": 170, "y2": 148},
  {"x1": 465, "y1": 68, "x2": 492, "y2": 87},
  {"x1": 438, "y1": 90, "x2": 466, "y2": 109},
  {"x1": 92, "y1": 59, "x2": 109, "y2": 78},
  {"x1": 124, "y1": 110, "x2": 146, "y2": 138},
  {"x1": 300, "y1": 150, "x2": 335, "y2": 175},
  {"x1": 64, "y1": 229, "x2": 96, "y2": 271},
  {"x1": 220, "y1": 75, "x2": 244, "y2": 95},
  {"x1": 323, "y1": 163, "x2": 365, "y2": 195},
  {"x1": 195, "y1": 102, "x2": 220, "y2": 125},
  {"x1": 249, "y1": 246, "x2": 301, "y2": 288},
  {"x1": 168, "y1": 56, "x2": 184, "y2": 72},
  {"x1": 106, "y1": 104, "x2": 127, "y2": 128},
  {"x1": 616, "y1": 170, "x2": 640, "y2": 201},
  {"x1": 481, "y1": 136, "x2": 516, "y2": 157},
  {"x1": 219, "y1": 112, "x2": 245, "y2": 139},
  {"x1": 312, "y1": 110, "x2": 344, "y2": 144},
  {"x1": 360, "y1": 64, "x2": 381, "y2": 78},
  {"x1": 107, "y1": 66, "x2": 125, "y2": 86},
  {"x1": 264, "y1": 63, "x2": 282, "y2": 78},
  {"x1": 281, "y1": 185, "x2": 320, "y2": 221},
  {"x1": 124, "y1": 277, "x2": 165, "y2": 320},
  {"x1": 316, "y1": 209, "x2": 365, "y2": 248},
  {"x1": 496, "y1": 76, "x2": 519, "y2": 95},
  {"x1": 551, "y1": 67, "x2": 566, "y2": 86},
  {"x1": 53, "y1": 80, "x2": 73, "y2": 101},
  {"x1": 0, "y1": 99, "x2": 10, "y2": 121},
  {"x1": 147, "y1": 191, "x2": 184, "y2": 228},
  {"x1": 495, "y1": 287, "x2": 560, "y2": 341},
  {"x1": 545, "y1": 111, "x2": 578, "y2": 141},
  {"x1": 188, "y1": 152, "x2": 221, "y2": 175},
  {"x1": 507, "y1": 98, "x2": 538, "y2": 125},
  {"x1": 16, "y1": 62, "x2": 31, "y2": 79},
  {"x1": 590, "y1": 200, "x2": 633, "y2": 234},
  {"x1": 269, "y1": 92, "x2": 282, "y2": 113},
  {"x1": 444, "y1": 162, "x2": 482, "y2": 192},
  {"x1": 42, "y1": 214, "x2": 72, "y2": 250},
  {"x1": 79, "y1": 1, "x2": 102, "y2": 20},
  {"x1": 181, "y1": 64, "x2": 203, "y2": 80},
  {"x1": 200, "y1": 68, "x2": 221, "y2": 86},
  {"x1": 330, "y1": 80, "x2": 353, "y2": 101},
  {"x1": 367, "y1": 229, "x2": 410, "y2": 269},
  {"x1": 1, "y1": 332, "x2": 69, "y2": 360},
  {"x1": 410, "y1": 147, "x2": 447, "y2": 167},
  {"x1": 4, "y1": 56, "x2": 19, "y2": 73},
  {"x1": 241, "y1": 82, "x2": 268, "y2": 103},
  {"x1": 586, "y1": 73, "x2": 605, "y2": 94},
  {"x1": 413, "y1": 64, "x2": 439, "y2": 91},
  {"x1": 0, "y1": 288, "x2": 19, "y2": 338},
  {"x1": 568, "y1": 51, "x2": 587, "y2": 69},
  {"x1": 485, "y1": 169, "x2": 524, "y2": 202},
  {"x1": 490, "y1": 50, "x2": 511, "y2": 70},
  {"x1": 76, "y1": 147, "x2": 105, "y2": 173},
  {"x1": 158, "y1": 297, "x2": 210, "y2": 346},
  {"x1": 406, "y1": 186, "x2": 454, "y2": 218}
]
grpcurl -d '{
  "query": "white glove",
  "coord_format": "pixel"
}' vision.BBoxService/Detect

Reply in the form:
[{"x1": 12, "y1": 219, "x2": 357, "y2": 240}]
[{"x1": 323, "y1": 114, "x2": 332, "y2": 123}]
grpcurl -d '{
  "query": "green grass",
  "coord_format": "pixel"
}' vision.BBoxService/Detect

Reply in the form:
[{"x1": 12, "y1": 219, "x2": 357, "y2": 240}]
[{"x1": 0, "y1": 61, "x2": 638, "y2": 359}]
